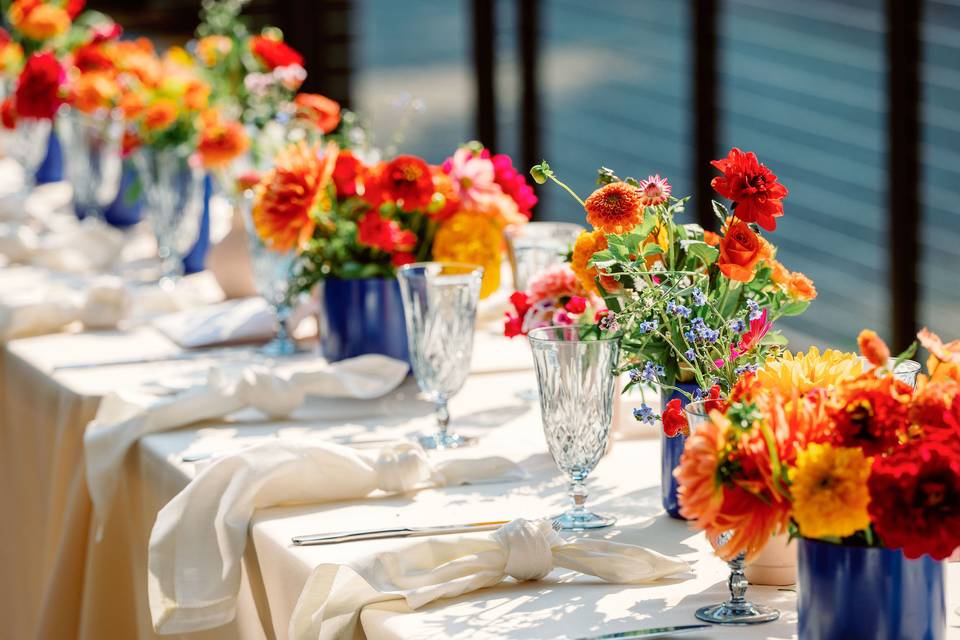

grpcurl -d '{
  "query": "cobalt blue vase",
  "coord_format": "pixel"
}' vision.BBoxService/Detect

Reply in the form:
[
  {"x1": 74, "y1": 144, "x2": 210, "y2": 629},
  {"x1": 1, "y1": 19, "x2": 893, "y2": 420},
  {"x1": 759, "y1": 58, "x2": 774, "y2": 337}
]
[
  {"x1": 319, "y1": 277, "x2": 409, "y2": 363},
  {"x1": 797, "y1": 538, "x2": 945, "y2": 640},
  {"x1": 660, "y1": 381, "x2": 699, "y2": 519},
  {"x1": 101, "y1": 161, "x2": 143, "y2": 227},
  {"x1": 181, "y1": 174, "x2": 212, "y2": 274},
  {"x1": 34, "y1": 129, "x2": 63, "y2": 184}
]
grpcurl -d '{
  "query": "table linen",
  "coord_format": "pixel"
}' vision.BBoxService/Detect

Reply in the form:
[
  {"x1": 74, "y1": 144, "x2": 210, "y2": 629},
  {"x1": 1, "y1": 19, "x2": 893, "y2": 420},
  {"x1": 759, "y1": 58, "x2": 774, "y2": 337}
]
[{"x1": 148, "y1": 439, "x2": 524, "y2": 634}]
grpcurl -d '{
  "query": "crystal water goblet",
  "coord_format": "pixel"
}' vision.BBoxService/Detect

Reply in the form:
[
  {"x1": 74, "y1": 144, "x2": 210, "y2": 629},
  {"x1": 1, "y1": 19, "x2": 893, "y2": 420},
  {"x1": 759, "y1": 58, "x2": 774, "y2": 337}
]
[
  {"x1": 240, "y1": 189, "x2": 299, "y2": 356},
  {"x1": 859, "y1": 357, "x2": 921, "y2": 388},
  {"x1": 398, "y1": 262, "x2": 484, "y2": 449},
  {"x1": 0, "y1": 117, "x2": 52, "y2": 197},
  {"x1": 132, "y1": 146, "x2": 205, "y2": 285},
  {"x1": 504, "y1": 221, "x2": 584, "y2": 291},
  {"x1": 55, "y1": 106, "x2": 124, "y2": 219},
  {"x1": 684, "y1": 400, "x2": 780, "y2": 625},
  {"x1": 528, "y1": 325, "x2": 620, "y2": 530}
]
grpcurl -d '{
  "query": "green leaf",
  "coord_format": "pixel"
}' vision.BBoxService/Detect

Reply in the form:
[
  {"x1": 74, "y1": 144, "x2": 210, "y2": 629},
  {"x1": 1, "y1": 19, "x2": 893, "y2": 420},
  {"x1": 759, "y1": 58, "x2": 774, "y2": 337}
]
[
  {"x1": 711, "y1": 200, "x2": 730, "y2": 223},
  {"x1": 641, "y1": 243, "x2": 664, "y2": 258},
  {"x1": 634, "y1": 210, "x2": 658, "y2": 239},
  {"x1": 684, "y1": 241, "x2": 719, "y2": 266},
  {"x1": 893, "y1": 341, "x2": 918, "y2": 370},
  {"x1": 589, "y1": 249, "x2": 617, "y2": 268},
  {"x1": 760, "y1": 332, "x2": 790, "y2": 347},
  {"x1": 779, "y1": 300, "x2": 810, "y2": 317}
]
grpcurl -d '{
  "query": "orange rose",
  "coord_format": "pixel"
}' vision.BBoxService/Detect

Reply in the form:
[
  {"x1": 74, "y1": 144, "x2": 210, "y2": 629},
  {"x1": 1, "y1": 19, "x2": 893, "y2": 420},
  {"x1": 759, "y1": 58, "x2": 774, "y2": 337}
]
[
  {"x1": 717, "y1": 220, "x2": 763, "y2": 282},
  {"x1": 858, "y1": 329, "x2": 890, "y2": 367},
  {"x1": 294, "y1": 93, "x2": 341, "y2": 134},
  {"x1": 142, "y1": 99, "x2": 178, "y2": 131},
  {"x1": 10, "y1": 1, "x2": 70, "y2": 41},
  {"x1": 703, "y1": 230, "x2": 720, "y2": 246},
  {"x1": 787, "y1": 271, "x2": 817, "y2": 301}
]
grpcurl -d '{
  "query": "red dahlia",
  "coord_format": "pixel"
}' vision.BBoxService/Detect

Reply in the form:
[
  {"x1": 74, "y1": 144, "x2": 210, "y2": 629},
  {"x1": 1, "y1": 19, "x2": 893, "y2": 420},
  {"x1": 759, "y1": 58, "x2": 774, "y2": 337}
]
[
  {"x1": 381, "y1": 155, "x2": 434, "y2": 210},
  {"x1": 250, "y1": 36, "x2": 304, "y2": 70},
  {"x1": 868, "y1": 438, "x2": 960, "y2": 560},
  {"x1": 711, "y1": 148, "x2": 788, "y2": 232},
  {"x1": 828, "y1": 376, "x2": 912, "y2": 457},
  {"x1": 15, "y1": 52, "x2": 64, "y2": 119}
]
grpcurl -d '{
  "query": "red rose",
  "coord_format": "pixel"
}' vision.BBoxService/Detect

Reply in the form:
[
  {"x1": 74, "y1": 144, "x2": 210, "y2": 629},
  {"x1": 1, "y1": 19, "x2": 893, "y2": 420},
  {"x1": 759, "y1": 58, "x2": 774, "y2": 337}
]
[
  {"x1": 662, "y1": 398, "x2": 690, "y2": 438},
  {"x1": 711, "y1": 148, "x2": 788, "y2": 232},
  {"x1": 250, "y1": 36, "x2": 303, "y2": 70},
  {"x1": 509, "y1": 291, "x2": 531, "y2": 317},
  {"x1": 564, "y1": 295, "x2": 587, "y2": 314},
  {"x1": 294, "y1": 93, "x2": 340, "y2": 134},
  {"x1": 868, "y1": 438, "x2": 960, "y2": 560},
  {"x1": 503, "y1": 313, "x2": 523, "y2": 338},
  {"x1": 381, "y1": 155, "x2": 434, "y2": 210},
  {"x1": 15, "y1": 52, "x2": 64, "y2": 119},
  {"x1": 332, "y1": 150, "x2": 362, "y2": 197},
  {"x1": 0, "y1": 98, "x2": 17, "y2": 129}
]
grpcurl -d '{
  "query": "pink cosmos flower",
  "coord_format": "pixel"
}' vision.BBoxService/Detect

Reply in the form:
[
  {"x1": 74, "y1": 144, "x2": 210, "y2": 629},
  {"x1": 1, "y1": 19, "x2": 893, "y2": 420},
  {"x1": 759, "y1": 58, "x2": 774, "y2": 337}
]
[{"x1": 443, "y1": 147, "x2": 500, "y2": 207}]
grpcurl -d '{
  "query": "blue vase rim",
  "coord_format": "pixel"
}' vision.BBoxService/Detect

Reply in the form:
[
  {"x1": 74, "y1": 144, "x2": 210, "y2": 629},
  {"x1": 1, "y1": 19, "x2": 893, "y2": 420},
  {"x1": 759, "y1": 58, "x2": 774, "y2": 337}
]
[{"x1": 799, "y1": 536, "x2": 945, "y2": 561}]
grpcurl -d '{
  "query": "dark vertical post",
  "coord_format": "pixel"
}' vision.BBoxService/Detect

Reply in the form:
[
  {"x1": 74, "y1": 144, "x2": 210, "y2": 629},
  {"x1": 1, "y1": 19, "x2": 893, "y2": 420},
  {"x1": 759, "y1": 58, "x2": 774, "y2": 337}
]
[
  {"x1": 519, "y1": 0, "x2": 541, "y2": 188},
  {"x1": 280, "y1": 0, "x2": 353, "y2": 108},
  {"x1": 887, "y1": 0, "x2": 922, "y2": 350},
  {"x1": 692, "y1": 0, "x2": 718, "y2": 230},
  {"x1": 472, "y1": 0, "x2": 497, "y2": 150}
]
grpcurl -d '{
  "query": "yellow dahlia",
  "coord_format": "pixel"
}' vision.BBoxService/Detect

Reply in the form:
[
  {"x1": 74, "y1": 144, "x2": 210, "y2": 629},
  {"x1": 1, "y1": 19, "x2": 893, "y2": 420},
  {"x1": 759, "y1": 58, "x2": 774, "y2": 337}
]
[
  {"x1": 789, "y1": 442, "x2": 872, "y2": 539},
  {"x1": 431, "y1": 210, "x2": 502, "y2": 298},
  {"x1": 757, "y1": 347, "x2": 861, "y2": 396},
  {"x1": 253, "y1": 141, "x2": 336, "y2": 252}
]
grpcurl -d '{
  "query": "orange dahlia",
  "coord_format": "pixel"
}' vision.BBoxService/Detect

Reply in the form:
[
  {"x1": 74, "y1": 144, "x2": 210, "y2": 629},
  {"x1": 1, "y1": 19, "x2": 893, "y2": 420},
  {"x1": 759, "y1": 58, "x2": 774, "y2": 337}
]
[
  {"x1": 584, "y1": 181, "x2": 643, "y2": 233},
  {"x1": 253, "y1": 141, "x2": 336, "y2": 252},
  {"x1": 197, "y1": 110, "x2": 249, "y2": 169}
]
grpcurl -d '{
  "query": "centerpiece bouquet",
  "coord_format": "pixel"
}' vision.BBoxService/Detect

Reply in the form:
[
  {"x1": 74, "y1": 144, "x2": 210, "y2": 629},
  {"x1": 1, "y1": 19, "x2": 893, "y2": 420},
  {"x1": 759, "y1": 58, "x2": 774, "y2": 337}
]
[
  {"x1": 675, "y1": 328, "x2": 959, "y2": 638},
  {"x1": 251, "y1": 140, "x2": 535, "y2": 361},
  {"x1": 532, "y1": 148, "x2": 816, "y2": 516}
]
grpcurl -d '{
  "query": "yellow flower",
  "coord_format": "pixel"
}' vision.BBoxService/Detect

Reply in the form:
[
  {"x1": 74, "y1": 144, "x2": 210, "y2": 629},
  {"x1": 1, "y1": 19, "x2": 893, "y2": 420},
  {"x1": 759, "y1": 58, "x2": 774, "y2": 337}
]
[
  {"x1": 789, "y1": 442, "x2": 872, "y2": 539},
  {"x1": 757, "y1": 347, "x2": 862, "y2": 396},
  {"x1": 432, "y1": 211, "x2": 502, "y2": 298},
  {"x1": 196, "y1": 35, "x2": 233, "y2": 66}
]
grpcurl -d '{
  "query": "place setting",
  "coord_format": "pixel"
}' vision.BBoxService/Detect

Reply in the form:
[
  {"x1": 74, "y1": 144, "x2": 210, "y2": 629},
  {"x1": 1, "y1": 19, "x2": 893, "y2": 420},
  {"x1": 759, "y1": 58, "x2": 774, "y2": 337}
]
[{"x1": 1, "y1": 2, "x2": 959, "y2": 640}]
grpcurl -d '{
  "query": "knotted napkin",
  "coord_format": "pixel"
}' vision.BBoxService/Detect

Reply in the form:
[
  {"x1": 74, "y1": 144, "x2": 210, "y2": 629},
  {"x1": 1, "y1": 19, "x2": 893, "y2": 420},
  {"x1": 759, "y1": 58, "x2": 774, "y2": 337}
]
[
  {"x1": 148, "y1": 440, "x2": 524, "y2": 634},
  {"x1": 84, "y1": 354, "x2": 410, "y2": 536},
  {"x1": 288, "y1": 518, "x2": 690, "y2": 639}
]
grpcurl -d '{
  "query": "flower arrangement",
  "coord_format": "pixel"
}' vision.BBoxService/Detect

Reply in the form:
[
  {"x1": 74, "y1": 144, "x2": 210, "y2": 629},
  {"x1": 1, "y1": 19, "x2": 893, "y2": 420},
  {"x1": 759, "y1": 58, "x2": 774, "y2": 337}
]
[
  {"x1": 531, "y1": 148, "x2": 816, "y2": 428},
  {"x1": 250, "y1": 141, "x2": 535, "y2": 297},
  {"x1": 675, "y1": 328, "x2": 960, "y2": 562},
  {"x1": 503, "y1": 264, "x2": 603, "y2": 337}
]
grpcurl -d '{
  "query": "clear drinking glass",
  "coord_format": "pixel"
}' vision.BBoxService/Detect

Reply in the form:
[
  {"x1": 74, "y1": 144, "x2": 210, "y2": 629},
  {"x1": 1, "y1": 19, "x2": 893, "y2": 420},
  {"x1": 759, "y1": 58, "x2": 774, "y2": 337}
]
[
  {"x1": 239, "y1": 189, "x2": 299, "y2": 356},
  {"x1": 133, "y1": 146, "x2": 205, "y2": 285},
  {"x1": 684, "y1": 400, "x2": 781, "y2": 625},
  {"x1": 504, "y1": 222, "x2": 584, "y2": 291},
  {"x1": 528, "y1": 325, "x2": 620, "y2": 530},
  {"x1": 859, "y1": 357, "x2": 921, "y2": 388},
  {"x1": 55, "y1": 106, "x2": 124, "y2": 219},
  {"x1": 398, "y1": 262, "x2": 484, "y2": 449},
  {"x1": 0, "y1": 117, "x2": 52, "y2": 197}
]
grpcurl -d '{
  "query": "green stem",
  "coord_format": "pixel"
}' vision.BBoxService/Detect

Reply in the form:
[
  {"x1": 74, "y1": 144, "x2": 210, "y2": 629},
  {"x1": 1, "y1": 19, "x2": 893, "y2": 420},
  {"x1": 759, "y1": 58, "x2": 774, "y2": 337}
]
[{"x1": 547, "y1": 174, "x2": 585, "y2": 207}]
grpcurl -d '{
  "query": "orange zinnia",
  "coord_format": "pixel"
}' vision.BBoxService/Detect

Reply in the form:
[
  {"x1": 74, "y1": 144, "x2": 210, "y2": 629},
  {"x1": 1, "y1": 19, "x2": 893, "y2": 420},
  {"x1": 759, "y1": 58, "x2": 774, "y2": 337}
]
[
  {"x1": 253, "y1": 141, "x2": 337, "y2": 252},
  {"x1": 571, "y1": 229, "x2": 618, "y2": 294},
  {"x1": 787, "y1": 271, "x2": 817, "y2": 301},
  {"x1": 197, "y1": 110, "x2": 249, "y2": 168},
  {"x1": 584, "y1": 181, "x2": 643, "y2": 233},
  {"x1": 142, "y1": 99, "x2": 178, "y2": 131},
  {"x1": 71, "y1": 72, "x2": 118, "y2": 113},
  {"x1": 857, "y1": 329, "x2": 890, "y2": 367}
]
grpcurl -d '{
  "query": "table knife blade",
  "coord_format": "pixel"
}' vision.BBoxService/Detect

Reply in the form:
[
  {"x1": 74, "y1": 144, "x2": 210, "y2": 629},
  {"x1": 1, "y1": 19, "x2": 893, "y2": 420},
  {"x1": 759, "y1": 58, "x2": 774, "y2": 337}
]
[
  {"x1": 291, "y1": 520, "x2": 510, "y2": 546},
  {"x1": 576, "y1": 624, "x2": 713, "y2": 639}
]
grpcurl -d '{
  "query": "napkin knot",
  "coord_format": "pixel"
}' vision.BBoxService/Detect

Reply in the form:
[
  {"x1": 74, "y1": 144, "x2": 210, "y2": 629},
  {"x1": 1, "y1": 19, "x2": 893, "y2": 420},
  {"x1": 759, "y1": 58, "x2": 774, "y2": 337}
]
[
  {"x1": 227, "y1": 366, "x2": 304, "y2": 418},
  {"x1": 374, "y1": 443, "x2": 432, "y2": 493},
  {"x1": 492, "y1": 519, "x2": 560, "y2": 582}
]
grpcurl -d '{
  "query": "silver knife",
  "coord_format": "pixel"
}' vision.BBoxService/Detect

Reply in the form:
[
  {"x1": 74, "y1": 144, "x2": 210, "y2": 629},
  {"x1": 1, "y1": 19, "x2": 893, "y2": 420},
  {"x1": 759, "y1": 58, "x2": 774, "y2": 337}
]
[
  {"x1": 576, "y1": 624, "x2": 712, "y2": 639},
  {"x1": 292, "y1": 520, "x2": 510, "y2": 546}
]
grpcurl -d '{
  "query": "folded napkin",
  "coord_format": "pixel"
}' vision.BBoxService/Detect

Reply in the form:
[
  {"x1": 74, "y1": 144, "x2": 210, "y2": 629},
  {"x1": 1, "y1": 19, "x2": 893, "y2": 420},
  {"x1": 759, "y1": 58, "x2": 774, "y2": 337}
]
[
  {"x1": 151, "y1": 297, "x2": 275, "y2": 348},
  {"x1": 85, "y1": 355, "x2": 409, "y2": 537},
  {"x1": 289, "y1": 518, "x2": 690, "y2": 639},
  {"x1": 0, "y1": 215, "x2": 125, "y2": 272},
  {"x1": 148, "y1": 440, "x2": 524, "y2": 634}
]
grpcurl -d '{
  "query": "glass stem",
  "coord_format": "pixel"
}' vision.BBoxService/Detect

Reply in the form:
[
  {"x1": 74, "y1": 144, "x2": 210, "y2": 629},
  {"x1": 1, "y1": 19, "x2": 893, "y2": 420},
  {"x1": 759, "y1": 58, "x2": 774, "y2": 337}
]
[
  {"x1": 569, "y1": 476, "x2": 588, "y2": 514},
  {"x1": 436, "y1": 398, "x2": 450, "y2": 438},
  {"x1": 726, "y1": 552, "x2": 749, "y2": 605},
  {"x1": 275, "y1": 303, "x2": 291, "y2": 345}
]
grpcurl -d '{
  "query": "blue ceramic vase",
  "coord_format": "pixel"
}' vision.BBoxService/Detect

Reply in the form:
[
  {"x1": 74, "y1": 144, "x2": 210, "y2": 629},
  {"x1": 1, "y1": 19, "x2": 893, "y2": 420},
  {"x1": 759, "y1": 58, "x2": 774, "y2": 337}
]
[
  {"x1": 181, "y1": 174, "x2": 212, "y2": 274},
  {"x1": 797, "y1": 538, "x2": 945, "y2": 640},
  {"x1": 660, "y1": 381, "x2": 699, "y2": 519},
  {"x1": 318, "y1": 277, "x2": 409, "y2": 363},
  {"x1": 34, "y1": 129, "x2": 63, "y2": 184},
  {"x1": 102, "y1": 161, "x2": 144, "y2": 228}
]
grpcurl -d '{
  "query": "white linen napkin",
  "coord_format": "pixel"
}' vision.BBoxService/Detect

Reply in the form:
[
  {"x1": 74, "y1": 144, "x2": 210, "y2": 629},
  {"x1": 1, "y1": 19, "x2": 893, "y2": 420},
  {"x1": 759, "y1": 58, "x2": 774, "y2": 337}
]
[
  {"x1": 151, "y1": 297, "x2": 275, "y2": 348},
  {"x1": 0, "y1": 215, "x2": 125, "y2": 272},
  {"x1": 84, "y1": 355, "x2": 409, "y2": 537},
  {"x1": 148, "y1": 440, "x2": 524, "y2": 635},
  {"x1": 288, "y1": 518, "x2": 690, "y2": 640}
]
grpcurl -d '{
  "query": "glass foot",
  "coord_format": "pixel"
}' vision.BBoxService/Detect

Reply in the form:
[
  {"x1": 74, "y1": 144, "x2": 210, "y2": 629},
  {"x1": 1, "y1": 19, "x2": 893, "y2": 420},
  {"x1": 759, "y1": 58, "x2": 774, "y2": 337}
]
[
  {"x1": 552, "y1": 509, "x2": 616, "y2": 531},
  {"x1": 260, "y1": 337, "x2": 300, "y2": 357},
  {"x1": 515, "y1": 387, "x2": 538, "y2": 403},
  {"x1": 418, "y1": 431, "x2": 477, "y2": 450},
  {"x1": 695, "y1": 601, "x2": 780, "y2": 625}
]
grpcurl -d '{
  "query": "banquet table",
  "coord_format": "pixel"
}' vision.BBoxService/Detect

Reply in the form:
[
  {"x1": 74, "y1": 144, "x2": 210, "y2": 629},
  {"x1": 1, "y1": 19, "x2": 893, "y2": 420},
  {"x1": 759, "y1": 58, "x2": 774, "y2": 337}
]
[{"x1": 2, "y1": 321, "x2": 959, "y2": 639}]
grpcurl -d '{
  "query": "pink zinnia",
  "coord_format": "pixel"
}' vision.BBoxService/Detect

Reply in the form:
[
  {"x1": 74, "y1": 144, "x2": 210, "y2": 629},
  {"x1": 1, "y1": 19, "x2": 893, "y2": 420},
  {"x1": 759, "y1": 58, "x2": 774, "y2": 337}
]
[
  {"x1": 637, "y1": 174, "x2": 671, "y2": 207},
  {"x1": 443, "y1": 147, "x2": 499, "y2": 207},
  {"x1": 527, "y1": 264, "x2": 585, "y2": 305}
]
